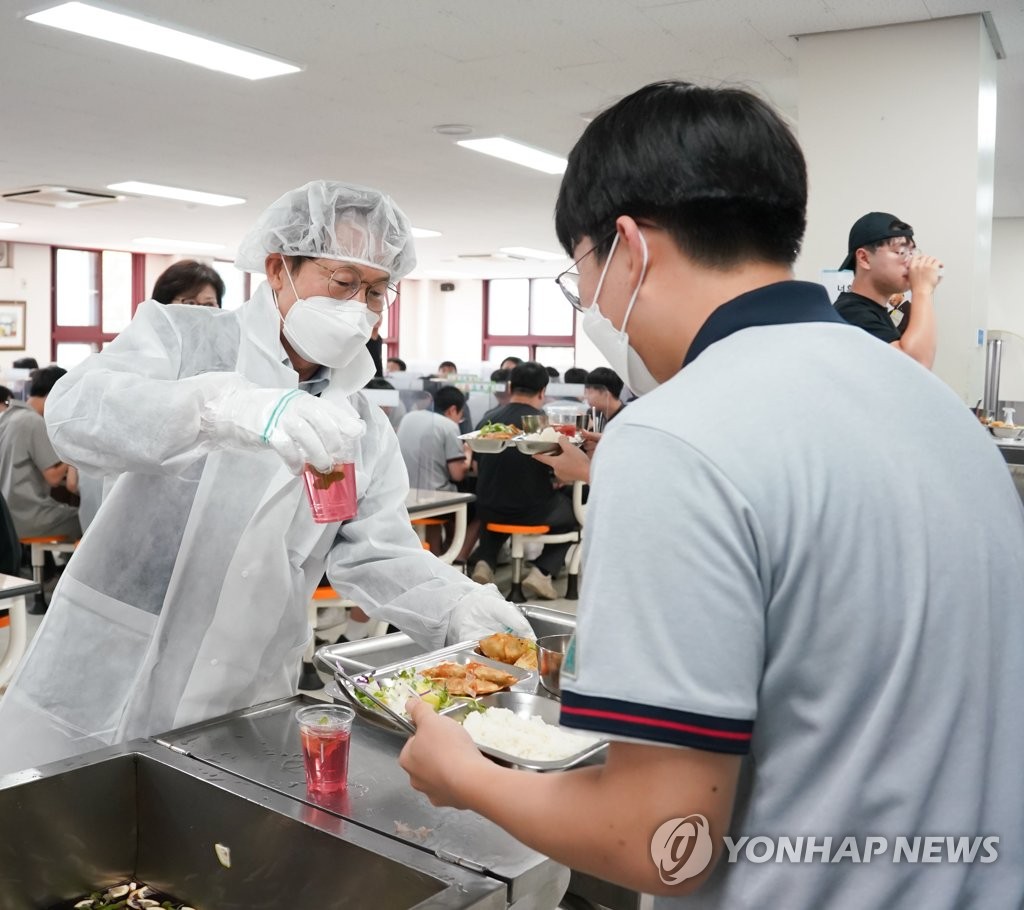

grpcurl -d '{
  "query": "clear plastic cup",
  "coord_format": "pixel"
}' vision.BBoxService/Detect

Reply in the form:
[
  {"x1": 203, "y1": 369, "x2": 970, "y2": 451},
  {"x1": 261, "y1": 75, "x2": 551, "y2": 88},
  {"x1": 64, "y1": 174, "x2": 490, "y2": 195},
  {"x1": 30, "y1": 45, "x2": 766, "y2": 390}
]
[
  {"x1": 302, "y1": 462, "x2": 357, "y2": 523},
  {"x1": 295, "y1": 704, "x2": 355, "y2": 795}
]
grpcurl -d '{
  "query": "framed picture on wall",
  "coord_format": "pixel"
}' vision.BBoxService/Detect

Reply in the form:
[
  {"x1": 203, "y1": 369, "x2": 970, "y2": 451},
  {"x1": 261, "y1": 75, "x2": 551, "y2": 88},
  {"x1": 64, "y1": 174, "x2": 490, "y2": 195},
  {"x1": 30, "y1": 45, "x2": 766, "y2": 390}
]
[{"x1": 0, "y1": 301, "x2": 27, "y2": 350}]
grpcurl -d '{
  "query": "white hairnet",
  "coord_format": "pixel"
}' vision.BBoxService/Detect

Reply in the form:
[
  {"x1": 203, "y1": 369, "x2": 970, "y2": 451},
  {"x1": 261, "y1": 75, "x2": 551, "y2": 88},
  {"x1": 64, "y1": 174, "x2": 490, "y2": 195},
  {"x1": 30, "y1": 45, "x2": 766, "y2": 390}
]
[{"x1": 234, "y1": 180, "x2": 417, "y2": 280}]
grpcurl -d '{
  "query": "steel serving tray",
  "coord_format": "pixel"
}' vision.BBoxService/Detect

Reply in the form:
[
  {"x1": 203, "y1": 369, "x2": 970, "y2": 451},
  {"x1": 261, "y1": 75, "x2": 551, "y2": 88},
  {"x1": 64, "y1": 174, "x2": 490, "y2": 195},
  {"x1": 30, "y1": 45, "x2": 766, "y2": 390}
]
[{"x1": 317, "y1": 640, "x2": 535, "y2": 730}]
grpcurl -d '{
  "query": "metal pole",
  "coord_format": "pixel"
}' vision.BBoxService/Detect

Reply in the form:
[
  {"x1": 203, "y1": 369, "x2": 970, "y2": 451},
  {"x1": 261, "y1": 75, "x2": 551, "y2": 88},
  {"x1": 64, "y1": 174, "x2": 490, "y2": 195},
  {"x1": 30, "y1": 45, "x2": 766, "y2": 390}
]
[{"x1": 983, "y1": 338, "x2": 1003, "y2": 419}]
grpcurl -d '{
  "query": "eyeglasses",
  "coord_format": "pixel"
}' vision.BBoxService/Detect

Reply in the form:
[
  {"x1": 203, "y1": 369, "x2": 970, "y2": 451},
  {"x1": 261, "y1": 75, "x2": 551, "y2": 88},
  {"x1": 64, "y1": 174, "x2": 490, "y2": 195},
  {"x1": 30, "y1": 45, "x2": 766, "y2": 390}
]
[
  {"x1": 172, "y1": 295, "x2": 218, "y2": 307},
  {"x1": 555, "y1": 231, "x2": 616, "y2": 312},
  {"x1": 307, "y1": 260, "x2": 397, "y2": 313},
  {"x1": 886, "y1": 241, "x2": 917, "y2": 260}
]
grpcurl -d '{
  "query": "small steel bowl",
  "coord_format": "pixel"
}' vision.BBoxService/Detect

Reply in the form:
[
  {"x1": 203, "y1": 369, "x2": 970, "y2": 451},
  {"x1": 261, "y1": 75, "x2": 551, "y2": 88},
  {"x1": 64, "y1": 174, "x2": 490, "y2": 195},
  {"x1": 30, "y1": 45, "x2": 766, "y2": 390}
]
[
  {"x1": 536, "y1": 633, "x2": 573, "y2": 697},
  {"x1": 520, "y1": 414, "x2": 550, "y2": 434}
]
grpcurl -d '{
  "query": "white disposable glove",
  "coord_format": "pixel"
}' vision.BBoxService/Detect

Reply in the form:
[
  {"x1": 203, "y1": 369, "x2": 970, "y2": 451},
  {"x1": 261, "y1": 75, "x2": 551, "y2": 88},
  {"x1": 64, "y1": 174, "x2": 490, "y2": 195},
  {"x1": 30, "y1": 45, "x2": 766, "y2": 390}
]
[
  {"x1": 204, "y1": 386, "x2": 365, "y2": 474},
  {"x1": 448, "y1": 592, "x2": 535, "y2": 644}
]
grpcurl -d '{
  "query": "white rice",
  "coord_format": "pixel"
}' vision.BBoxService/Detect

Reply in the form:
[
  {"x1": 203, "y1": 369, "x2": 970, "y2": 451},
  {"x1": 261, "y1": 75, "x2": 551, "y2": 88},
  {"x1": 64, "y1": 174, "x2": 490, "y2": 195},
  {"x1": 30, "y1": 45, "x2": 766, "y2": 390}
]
[{"x1": 462, "y1": 707, "x2": 600, "y2": 761}]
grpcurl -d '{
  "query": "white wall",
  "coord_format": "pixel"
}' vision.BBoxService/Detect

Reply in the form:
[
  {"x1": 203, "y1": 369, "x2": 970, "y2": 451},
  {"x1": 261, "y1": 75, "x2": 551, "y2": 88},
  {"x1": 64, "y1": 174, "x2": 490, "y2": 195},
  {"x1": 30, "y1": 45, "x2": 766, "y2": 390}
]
[
  {"x1": 988, "y1": 218, "x2": 1024, "y2": 401},
  {"x1": 0, "y1": 242, "x2": 53, "y2": 369},
  {"x1": 798, "y1": 15, "x2": 997, "y2": 404},
  {"x1": 397, "y1": 279, "x2": 484, "y2": 369}
]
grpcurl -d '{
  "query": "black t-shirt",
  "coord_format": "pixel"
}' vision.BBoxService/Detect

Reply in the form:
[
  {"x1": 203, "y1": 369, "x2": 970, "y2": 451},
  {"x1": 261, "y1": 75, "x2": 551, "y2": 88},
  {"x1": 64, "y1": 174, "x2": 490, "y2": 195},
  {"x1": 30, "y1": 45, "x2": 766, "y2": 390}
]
[
  {"x1": 474, "y1": 402, "x2": 555, "y2": 520},
  {"x1": 834, "y1": 291, "x2": 901, "y2": 344}
]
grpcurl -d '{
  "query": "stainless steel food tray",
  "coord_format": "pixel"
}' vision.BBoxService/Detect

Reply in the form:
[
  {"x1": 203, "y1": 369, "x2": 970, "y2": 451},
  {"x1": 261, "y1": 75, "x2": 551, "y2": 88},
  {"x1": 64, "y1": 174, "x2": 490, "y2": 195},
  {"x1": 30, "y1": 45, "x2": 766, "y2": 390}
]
[
  {"x1": 453, "y1": 691, "x2": 608, "y2": 772},
  {"x1": 316, "y1": 639, "x2": 535, "y2": 727}
]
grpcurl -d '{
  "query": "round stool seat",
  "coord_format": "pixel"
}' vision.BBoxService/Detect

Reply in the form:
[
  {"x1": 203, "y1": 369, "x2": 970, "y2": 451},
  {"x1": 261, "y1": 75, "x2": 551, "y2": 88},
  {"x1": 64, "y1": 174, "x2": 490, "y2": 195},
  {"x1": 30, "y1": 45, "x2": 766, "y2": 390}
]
[{"x1": 485, "y1": 523, "x2": 550, "y2": 535}]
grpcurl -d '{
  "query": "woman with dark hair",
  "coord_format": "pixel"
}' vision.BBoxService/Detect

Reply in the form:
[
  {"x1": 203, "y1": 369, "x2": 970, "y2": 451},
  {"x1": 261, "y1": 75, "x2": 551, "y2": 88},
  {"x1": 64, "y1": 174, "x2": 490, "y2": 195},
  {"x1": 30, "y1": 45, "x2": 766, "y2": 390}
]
[{"x1": 151, "y1": 259, "x2": 226, "y2": 308}]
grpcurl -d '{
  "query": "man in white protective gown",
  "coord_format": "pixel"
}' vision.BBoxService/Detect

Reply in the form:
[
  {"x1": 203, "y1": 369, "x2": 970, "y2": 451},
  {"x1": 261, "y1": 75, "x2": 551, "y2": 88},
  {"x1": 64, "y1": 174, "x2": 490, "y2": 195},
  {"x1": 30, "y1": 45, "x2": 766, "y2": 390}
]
[{"x1": 0, "y1": 180, "x2": 531, "y2": 775}]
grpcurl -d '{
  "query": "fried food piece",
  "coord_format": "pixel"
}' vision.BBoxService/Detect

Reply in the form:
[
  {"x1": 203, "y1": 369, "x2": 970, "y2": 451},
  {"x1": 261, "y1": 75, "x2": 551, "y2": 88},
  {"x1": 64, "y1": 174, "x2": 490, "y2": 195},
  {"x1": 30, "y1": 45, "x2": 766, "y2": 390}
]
[
  {"x1": 443, "y1": 677, "x2": 479, "y2": 696},
  {"x1": 421, "y1": 662, "x2": 468, "y2": 679},
  {"x1": 514, "y1": 651, "x2": 538, "y2": 671},
  {"x1": 466, "y1": 661, "x2": 518, "y2": 688},
  {"x1": 479, "y1": 632, "x2": 537, "y2": 666}
]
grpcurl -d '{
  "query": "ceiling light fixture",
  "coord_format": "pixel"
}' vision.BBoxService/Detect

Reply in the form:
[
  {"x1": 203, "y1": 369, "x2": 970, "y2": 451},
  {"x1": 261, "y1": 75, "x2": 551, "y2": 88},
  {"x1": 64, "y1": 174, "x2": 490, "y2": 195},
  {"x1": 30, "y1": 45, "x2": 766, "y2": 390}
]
[
  {"x1": 411, "y1": 227, "x2": 442, "y2": 238},
  {"x1": 25, "y1": 2, "x2": 300, "y2": 80},
  {"x1": 0, "y1": 222, "x2": 19, "y2": 230},
  {"x1": 457, "y1": 137, "x2": 567, "y2": 175},
  {"x1": 499, "y1": 246, "x2": 566, "y2": 261},
  {"x1": 109, "y1": 181, "x2": 245, "y2": 207},
  {"x1": 133, "y1": 236, "x2": 225, "y2": 252}
]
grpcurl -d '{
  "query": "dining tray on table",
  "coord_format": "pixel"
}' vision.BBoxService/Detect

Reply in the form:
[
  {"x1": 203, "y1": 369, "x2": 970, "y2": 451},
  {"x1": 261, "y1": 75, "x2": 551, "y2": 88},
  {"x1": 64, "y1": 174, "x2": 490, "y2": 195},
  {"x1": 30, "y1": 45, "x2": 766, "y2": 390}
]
[{"x1": 316, "y1": 637, "x2": 609, "y2": 772}]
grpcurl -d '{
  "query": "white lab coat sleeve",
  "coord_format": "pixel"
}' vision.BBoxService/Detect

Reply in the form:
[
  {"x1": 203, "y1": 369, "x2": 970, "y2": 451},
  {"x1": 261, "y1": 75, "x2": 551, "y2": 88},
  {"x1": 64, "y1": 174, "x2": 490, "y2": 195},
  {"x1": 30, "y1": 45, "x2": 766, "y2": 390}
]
[
  {"x1": 46, "y1": 301, "x2": 254, "y2": 475},
  {"x1": 325, "y1": 403, "x2": 528, "y2": 651}
]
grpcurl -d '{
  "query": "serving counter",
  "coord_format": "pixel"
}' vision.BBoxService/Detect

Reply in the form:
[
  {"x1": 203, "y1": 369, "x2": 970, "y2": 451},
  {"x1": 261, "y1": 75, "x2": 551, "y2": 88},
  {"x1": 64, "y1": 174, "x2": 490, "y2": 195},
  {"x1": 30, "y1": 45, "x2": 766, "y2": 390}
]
[{"x1": 0, "y1": 607, "x2": 644, "y2": 910}]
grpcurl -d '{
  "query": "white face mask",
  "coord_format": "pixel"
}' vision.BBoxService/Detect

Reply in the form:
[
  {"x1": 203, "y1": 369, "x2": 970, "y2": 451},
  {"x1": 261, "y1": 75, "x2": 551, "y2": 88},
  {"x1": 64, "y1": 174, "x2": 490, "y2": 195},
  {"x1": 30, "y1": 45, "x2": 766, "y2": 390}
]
[
  {"x1": 275, "y1": 261, "x2": 378, "y2": 368},
  {"x1": 581, "y1": 232, "x2": 660, "y2": 396}
]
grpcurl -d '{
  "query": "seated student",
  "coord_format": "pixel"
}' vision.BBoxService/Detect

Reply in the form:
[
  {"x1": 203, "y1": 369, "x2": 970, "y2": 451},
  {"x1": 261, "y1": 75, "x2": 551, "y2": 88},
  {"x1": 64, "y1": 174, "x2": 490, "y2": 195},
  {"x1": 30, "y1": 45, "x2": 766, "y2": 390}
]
[
  {"x1": 386, "y1": 356, "x2": 407, "y2": 374},
  {"x1": 563, "y1": 366, "x2": 588, "y2": 385},
  {"x1": 398, "y1": 386, "x2": 469, "y2": 493},
  {"x1": 469, "y1": 362, "x2": 576, "y2": 600},
  {"x1": 0, "y1": 366, "x2": 80, "y2": 540},
  {"x1": 437, "y1": 360, "x2": 458, "y2": 378},
  {"x1": 478, "y1": 368, "x2": 511, "y2": 425},
  {"x1": 584, "y1": 366, "x2": 626, "y2": 427},
  {"x1": 364, "y1": 376, "x2": 405, "y2": 431},
  {"x1": 499, "y1": 356, "x2": 523, "y2": 371},
  {"x1": 398, "y1": 385, "x2": 471, "y2": 556}
]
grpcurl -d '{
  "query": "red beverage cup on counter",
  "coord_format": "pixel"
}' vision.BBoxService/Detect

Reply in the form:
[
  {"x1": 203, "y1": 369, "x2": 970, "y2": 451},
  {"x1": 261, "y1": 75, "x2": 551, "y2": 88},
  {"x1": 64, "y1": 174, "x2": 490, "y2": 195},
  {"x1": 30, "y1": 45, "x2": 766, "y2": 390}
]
[
  {"x1": 302, "y1": 462, "x2": 357, "y2": 523},
  {"x1": 296, "y1": 704, "x2": 355, "y2": 795}
]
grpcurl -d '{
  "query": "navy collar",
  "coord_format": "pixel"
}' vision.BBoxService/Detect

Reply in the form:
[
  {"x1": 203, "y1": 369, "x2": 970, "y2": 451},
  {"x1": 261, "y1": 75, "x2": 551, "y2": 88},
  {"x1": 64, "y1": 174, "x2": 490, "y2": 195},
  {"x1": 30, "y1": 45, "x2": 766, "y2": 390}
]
[{"x1": 683, "y1": 280, "x2": 844, "y2": 367}]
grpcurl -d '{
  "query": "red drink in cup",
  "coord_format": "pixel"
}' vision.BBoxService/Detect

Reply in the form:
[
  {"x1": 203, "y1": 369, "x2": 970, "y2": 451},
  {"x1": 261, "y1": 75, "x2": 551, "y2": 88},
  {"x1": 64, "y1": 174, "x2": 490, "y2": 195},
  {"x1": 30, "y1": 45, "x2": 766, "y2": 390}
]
[
  {"x1": 296, "y1": 705, "x2": 355, "y2": 795},
  {"x1": 303, "y1": 462, "x2": 357, "y2": 523},
  {"x1": 554, "y1": 424, "x2": 578, "y2": 437}
]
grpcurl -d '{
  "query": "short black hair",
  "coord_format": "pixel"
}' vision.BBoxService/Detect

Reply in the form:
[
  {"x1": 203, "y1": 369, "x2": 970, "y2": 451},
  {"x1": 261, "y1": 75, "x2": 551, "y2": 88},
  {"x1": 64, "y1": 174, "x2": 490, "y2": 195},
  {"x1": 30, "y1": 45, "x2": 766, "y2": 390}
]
[
  {"x1": 563, "y1": 367, "x2": 588, "y2": 384},
  {"x1": 489, "y1": 368, "x2": 510, "y2": 383},
  {"x1": 545, "y1": 366, "x2": 560, "y2": 379},
  {"x1": 12, "y1": 357, "x2": 38, "y2": 370},
  {"x1": 29, "y1": 365, "x2": 67, "y2": 398},
  {"x1": 500, "y1": 356, "x2": 523, "y2": 368},
  {"x1": 509, "y1": 361, "x2": 549, "y2": 395},
  {"x1": 0, "y1": 386, "x2": 12, "y2": 405},
  {"x1": 434, "y1": 386, "x2": 466, "y2": 415},
  {"x1": 555, "y1": 81, "x2": 807, "y2": 269},
  {"x1": 364, "y1": 377, "x2": 395, "y2": 391},
  {"x1": 387, "y1": 357, "x2": 407, "y2": 371},
  {"x1": 584, "y1": 367, "x2": 624, "y2": 398},
  {"x1": 438, "y1": 360, "x2": 457, "y2": 372},
  {"x1": 151, "y1": 260, "x2": 226, "y2": 307}
]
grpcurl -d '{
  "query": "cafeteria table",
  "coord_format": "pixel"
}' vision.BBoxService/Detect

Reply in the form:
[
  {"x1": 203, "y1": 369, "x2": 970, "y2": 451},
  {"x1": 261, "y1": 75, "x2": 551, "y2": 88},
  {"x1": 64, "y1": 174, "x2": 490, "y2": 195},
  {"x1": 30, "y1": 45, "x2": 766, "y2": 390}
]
[
  {"x1": 405, "y1": 489, "x2": 475, "y2": 565},
  {"x1": 0, "y1": 573, "x2": 42, "y2": 688}
]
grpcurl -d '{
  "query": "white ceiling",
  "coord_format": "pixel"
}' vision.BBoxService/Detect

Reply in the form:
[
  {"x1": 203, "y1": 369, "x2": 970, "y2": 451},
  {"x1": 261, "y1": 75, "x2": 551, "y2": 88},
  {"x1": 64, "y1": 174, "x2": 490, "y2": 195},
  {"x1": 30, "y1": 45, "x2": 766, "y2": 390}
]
[{"x1": 2, "y1": 0, "x2": 1022, "y2": 279}]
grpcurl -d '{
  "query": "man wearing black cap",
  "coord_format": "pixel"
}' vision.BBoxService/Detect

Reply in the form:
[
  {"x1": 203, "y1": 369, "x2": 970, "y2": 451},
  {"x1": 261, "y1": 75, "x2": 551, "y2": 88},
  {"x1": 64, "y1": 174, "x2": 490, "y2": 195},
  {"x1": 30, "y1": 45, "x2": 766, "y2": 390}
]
[{"x1": 834, "y1": 212, "x2": 942, "y2": 369}]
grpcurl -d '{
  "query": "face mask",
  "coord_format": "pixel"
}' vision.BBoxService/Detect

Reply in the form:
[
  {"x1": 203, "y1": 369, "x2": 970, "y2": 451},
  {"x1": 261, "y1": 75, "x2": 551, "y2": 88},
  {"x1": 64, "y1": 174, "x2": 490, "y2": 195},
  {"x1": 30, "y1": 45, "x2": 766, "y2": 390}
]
[
  {"x1": 581, "y1": 233, "x2": 660, "y2": 396},
  {"x1": 275, "y1": 261, "x2": 378, "y2": 368}
]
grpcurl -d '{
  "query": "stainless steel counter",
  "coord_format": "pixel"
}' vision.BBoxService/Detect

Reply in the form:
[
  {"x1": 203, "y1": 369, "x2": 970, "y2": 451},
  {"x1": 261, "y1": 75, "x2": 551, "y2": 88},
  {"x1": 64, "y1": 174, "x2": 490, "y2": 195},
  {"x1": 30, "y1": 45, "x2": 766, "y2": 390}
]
[
  {"x1": 0, "y1": 738, "x2": 505, "y2": 910},
  {"x1": 156, "y1": 695, "x2": 568, "y2": 907}
]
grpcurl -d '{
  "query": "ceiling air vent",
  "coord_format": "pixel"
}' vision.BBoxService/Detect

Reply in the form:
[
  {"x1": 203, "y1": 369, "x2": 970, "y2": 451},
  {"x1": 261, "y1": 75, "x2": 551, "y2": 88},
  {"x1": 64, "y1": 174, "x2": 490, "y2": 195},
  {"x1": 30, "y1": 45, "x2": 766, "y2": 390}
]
[{"x1": 2, "y1": 186, "x2": 123, "y2": 208}]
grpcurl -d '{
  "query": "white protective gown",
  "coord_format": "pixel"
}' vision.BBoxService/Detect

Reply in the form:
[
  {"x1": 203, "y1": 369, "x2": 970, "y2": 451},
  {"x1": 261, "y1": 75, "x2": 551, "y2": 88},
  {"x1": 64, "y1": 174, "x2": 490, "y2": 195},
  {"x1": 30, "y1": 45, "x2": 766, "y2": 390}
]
[{"x1": 0, "y1": 286, "x2": 505, "y2": 774}]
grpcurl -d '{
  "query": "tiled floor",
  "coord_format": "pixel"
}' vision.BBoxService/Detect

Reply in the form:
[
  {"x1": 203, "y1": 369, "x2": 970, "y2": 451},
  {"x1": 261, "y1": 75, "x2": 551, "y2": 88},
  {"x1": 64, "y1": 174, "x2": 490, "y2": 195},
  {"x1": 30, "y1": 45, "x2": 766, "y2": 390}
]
[{"x1": 0, "y1": 561, "x2": 578, "y2": 698}]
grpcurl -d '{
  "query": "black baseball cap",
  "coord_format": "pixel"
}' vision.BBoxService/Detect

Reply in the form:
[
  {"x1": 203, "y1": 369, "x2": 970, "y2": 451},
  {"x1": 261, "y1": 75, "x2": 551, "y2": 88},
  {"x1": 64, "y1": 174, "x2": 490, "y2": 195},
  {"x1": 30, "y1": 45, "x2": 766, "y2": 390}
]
[{"x1": 840, "y1": 212, "x2": 914, "y2": 271}]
